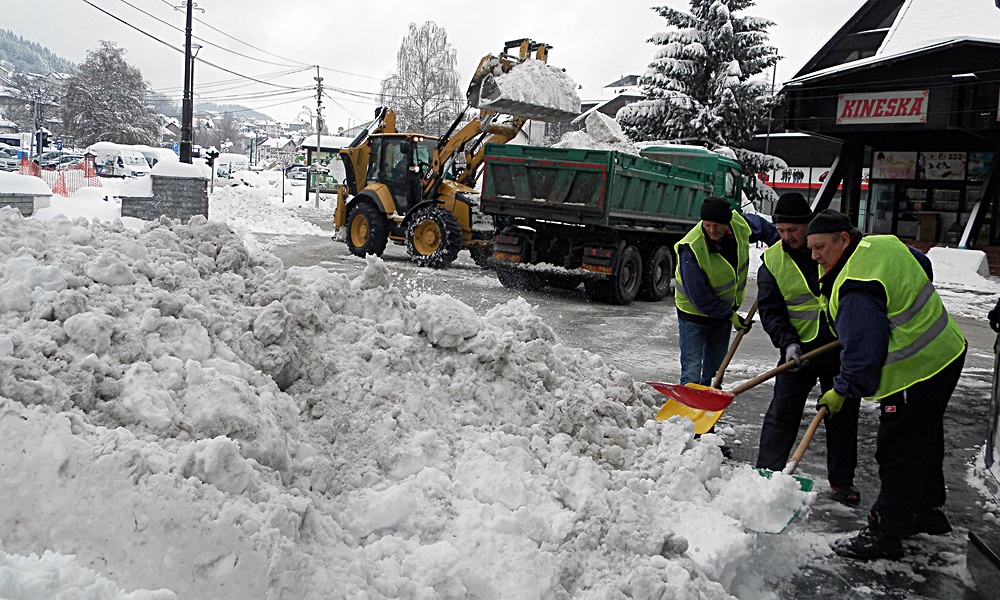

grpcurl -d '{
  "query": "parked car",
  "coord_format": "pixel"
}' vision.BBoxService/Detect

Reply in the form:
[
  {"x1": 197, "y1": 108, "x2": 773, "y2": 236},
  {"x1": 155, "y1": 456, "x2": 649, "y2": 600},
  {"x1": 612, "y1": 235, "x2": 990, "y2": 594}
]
[
  {"x1": 57, "y1": 155, "x2": 86, "y2": 170},
  {"x1": 0, "y1": 149, "x2": 18, "y2": 172},
  {"x1": 54, "y1": 154, "x2": 85, "y2": 169},
  {"x1": 284, "y1": 163, "x2": 308, "y2": 177},
  {"x1": 287, "y1": 165, "x2": 309, "y2": 180},
  {"x1": 34, "y1": 151, "x2": 63, "y2": 169}
]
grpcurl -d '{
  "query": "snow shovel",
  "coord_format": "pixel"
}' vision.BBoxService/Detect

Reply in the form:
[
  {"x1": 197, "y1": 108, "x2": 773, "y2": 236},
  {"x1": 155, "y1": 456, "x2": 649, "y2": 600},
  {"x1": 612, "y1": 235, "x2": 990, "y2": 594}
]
[
  {"x1": 649, "y1": 341, "x2": 842, "y2": 434},
  {"x1": 645, "y1": 302, "x2": 756, "y2": 435},
  {"x1": 752, "y1": 406, "x2": 828, "y2": 534}
]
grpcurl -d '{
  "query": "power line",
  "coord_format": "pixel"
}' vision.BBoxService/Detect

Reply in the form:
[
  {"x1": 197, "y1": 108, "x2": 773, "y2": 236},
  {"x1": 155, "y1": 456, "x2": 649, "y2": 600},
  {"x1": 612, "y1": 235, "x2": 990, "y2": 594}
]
[
  {"x1": 78, "y1": 0, "x2": 313, "y2": 91},
  {"x1": 116, "y1": 0, "x2": 307, "y2": 69},
  {"x1": 157, "y1": 0, "x2": 313, "y2": 68}
]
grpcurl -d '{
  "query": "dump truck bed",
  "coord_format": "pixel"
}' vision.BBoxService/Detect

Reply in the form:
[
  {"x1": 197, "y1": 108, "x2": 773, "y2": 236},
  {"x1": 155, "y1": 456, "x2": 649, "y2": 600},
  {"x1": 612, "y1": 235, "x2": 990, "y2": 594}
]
[{"x1": 480, "y1": 144, "x2": 719, "y2": 232}]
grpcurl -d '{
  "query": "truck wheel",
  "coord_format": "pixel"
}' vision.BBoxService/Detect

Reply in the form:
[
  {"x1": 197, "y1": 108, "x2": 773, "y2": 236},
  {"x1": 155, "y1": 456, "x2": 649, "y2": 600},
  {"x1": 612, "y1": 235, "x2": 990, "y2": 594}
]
[
  {"x1": 496, "y1": 268, "x2": 547, "y2": 291},
  {"x1": 639, "y1": 245, "x2": 674, "y2": 301},
  {"x1": 406, "y1": 206, "x2": 462, "y2": 268},
  {"x1": 346, "y1": 201, "x2": 389, "y2": 257},
  {"x1": 586, "y1": 245, "x2": 642, "y2": 305}
]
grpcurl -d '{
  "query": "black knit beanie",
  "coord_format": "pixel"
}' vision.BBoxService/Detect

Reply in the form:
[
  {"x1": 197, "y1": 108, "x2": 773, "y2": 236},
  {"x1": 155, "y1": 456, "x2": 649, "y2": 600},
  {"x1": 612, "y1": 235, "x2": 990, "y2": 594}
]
[
  {"x1": 772, "y1": 193, "x2": 813, "y2": 224},
  {"x1": 700, "y1": 197, "x2": 733, "y2": 224},
  {"x1": 806, "y1": 209, "x2": 855, "y2": 235}
]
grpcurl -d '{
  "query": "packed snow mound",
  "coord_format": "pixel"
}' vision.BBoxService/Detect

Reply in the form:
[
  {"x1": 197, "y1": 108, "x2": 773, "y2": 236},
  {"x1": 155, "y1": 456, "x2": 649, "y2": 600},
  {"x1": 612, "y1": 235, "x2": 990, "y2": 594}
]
[
  {"x1": 0, "y1": 171, "x2": 53, "y2": 196},
  {"x1": 477, "y1": 58, "x2": 581, "y2": 121},
  {"x1": 208, "y1": 185, "x2": 324, "y2": 237},
  {"x1": 553, "y1": 113, "x2": 639, "y2": 155},
  {"x1": 0, "y1": 206, "x2": 812, "y2": 598}
]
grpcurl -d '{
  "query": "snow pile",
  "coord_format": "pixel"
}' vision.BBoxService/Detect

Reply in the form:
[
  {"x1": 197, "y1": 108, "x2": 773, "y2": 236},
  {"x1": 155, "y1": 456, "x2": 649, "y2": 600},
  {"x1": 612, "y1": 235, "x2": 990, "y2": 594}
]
[
  {"x1": 478, "y1": 58, "x2": 581, "y2": 121},
  {"x1": 926, "y1": 247, "x2": 1000, "y2": 320},
  {"x1": 0, "y1": 206, "x2": 815, "y2": 599},
  {"x1": 208, "y1": 185, "x2": 324, "y2": 236},
  {"x1": 553, "y1": 113, "x2": 639, "y2": 155},
  {"x1": 0, "y1": 171, "x2": 53, "y2": 196},
  {"x1": 151, "y1": 160, "x2": 208, "y2": 179}
]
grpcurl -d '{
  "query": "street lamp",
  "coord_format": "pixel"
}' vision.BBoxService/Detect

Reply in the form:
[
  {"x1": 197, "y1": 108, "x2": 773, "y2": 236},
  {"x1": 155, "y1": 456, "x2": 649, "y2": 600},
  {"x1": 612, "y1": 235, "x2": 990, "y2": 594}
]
[{"x1": 177, "y1": 1, "x2": 204, "y2": 163}]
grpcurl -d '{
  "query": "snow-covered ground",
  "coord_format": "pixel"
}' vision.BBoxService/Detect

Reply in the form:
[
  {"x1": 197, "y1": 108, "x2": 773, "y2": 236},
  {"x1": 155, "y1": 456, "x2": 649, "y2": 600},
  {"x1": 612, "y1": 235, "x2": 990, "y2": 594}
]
[{"x1": 1, "y1": 170, "x2": 998, "y2": 599}]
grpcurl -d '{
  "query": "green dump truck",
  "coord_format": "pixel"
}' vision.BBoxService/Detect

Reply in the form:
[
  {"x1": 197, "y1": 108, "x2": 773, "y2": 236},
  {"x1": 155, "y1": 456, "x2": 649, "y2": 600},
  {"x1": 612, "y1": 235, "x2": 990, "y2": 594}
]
[{"x1": 480, "y1": 143, "x2": 743, "y2": 305}]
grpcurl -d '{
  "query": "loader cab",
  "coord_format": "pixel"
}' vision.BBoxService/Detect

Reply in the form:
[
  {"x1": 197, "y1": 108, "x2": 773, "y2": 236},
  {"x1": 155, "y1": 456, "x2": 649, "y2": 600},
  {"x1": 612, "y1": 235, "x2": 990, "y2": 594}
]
[{"x1": 367, "y1": 134, "x2": 437, "y2": 212}]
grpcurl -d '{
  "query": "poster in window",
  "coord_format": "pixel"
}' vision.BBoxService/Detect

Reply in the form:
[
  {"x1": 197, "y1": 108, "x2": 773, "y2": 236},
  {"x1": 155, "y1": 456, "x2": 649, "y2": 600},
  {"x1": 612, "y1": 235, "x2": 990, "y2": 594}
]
[
  {"x1": 872, "y1": 151, "x2": 917, "y2": 179},
  {"x1": 918, "y1": 151, "x2": 967, "y2": 180},
  {"x1": 968, "y1": 152, "x2": 994, "y2": 182}
]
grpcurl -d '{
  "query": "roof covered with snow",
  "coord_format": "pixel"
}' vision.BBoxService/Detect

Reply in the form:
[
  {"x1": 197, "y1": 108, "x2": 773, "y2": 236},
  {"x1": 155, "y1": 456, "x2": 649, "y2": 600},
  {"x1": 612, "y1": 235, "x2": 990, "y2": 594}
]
[{"x1": 789, "y1": 0, "x2": 1000, "y2": 84}]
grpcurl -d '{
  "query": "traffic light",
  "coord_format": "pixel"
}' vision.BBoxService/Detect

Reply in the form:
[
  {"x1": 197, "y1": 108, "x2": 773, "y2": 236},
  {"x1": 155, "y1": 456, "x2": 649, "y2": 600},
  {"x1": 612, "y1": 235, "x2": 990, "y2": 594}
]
[
  {"x1": 35, "y1": 130, "x2": 49, "y2": 151},
  {"x1": 205, "y1": 147, "x2": 220, "y2": 167}
]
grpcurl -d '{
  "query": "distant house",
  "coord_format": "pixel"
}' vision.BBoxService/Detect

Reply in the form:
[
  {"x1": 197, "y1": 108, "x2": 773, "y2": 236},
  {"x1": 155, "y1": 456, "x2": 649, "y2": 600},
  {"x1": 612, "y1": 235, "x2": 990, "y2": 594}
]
[{"x1": 572, "y1": 75, "x2": 644, "y2": 129}]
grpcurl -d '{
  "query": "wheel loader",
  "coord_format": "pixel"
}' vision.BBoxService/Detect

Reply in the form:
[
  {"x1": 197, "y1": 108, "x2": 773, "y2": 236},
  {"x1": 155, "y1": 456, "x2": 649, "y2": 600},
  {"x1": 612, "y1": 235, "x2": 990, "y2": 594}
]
[{"x1": 333, "y1": 38, "x2": 580, "y2": 268}]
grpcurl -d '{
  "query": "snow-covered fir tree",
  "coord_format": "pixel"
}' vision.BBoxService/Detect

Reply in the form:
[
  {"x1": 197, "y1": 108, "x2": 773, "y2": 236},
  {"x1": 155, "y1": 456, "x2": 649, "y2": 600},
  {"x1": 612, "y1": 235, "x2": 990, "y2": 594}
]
[{"x1": 618, "y1": 0, "x2": 780, "y2": 149}]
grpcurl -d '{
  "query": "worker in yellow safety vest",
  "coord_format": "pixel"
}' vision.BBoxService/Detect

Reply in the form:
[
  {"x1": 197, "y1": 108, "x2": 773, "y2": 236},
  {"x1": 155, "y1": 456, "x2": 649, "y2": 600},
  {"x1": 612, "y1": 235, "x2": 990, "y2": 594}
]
[
  {"x1": 674, "y1": 197, "x2": 779, "y2": 387},
  {"x1": 807, "y1": 209, "x2": 966, "y2": 561},
  {"x1": 755, "y1": 194, "x2": 860, "y2": 505}
]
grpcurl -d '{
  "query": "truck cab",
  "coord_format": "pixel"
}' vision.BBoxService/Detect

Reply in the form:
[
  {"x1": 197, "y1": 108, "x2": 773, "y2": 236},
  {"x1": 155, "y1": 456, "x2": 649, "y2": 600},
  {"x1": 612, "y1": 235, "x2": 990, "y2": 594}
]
[{"x1": 638, "y1": 145, "x2": 743, "y2": 209}]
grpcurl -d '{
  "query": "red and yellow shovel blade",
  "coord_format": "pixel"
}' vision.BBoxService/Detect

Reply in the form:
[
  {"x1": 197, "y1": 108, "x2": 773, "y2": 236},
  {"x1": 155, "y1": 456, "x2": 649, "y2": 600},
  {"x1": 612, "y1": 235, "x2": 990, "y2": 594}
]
[
  {"x1": 654, "y1": 398, "x2": 725, "y2": 435},
  {"x1": 646, "y1": 381, "x2": 736, "y2": 411}
]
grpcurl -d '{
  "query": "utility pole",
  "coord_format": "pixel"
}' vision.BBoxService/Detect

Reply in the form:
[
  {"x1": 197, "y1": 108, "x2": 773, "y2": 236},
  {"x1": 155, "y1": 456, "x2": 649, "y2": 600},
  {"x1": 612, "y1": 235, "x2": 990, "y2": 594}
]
[
  {"x1": 309, "y1": 66, "x2": 324, "y2": 208},
  {"x1": 177, "y1": 1, "x2": 203, "y2": 163}
]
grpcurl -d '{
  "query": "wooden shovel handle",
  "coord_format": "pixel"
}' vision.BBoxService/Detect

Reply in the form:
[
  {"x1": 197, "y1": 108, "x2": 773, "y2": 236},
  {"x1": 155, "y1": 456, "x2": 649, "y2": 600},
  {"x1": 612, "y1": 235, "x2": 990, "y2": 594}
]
[
  {"x1": 730, "y1": 341, "x2": 842, "y2": 396},
  {"x1": 711, "y1": 300, "x2": 759, "y2": 389},
  {"x1": 784, "y1": 406, "x2": 827, "y2": 475}
]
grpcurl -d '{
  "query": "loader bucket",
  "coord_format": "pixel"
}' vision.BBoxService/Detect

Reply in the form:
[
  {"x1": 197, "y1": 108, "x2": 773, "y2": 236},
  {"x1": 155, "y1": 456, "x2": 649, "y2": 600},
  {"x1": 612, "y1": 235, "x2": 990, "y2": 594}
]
[{"x1": 469, "y1": 59, "x2": 581, "y2": 122}]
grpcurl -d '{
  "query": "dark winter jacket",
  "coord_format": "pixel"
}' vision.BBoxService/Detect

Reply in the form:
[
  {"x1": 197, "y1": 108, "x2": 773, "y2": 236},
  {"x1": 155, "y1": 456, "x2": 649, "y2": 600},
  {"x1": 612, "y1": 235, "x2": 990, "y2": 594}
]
[
  {"x1": 677, "y1": 212, "x2": 779, "y2": 324},
  {"x1": 817, "y1": 232, "x2": 933, "y2": 398}
]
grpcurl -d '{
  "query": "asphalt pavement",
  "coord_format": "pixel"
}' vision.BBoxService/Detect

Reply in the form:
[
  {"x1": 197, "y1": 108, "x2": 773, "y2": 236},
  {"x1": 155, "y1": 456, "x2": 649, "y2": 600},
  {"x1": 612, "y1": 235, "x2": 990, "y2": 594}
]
[{"x1": 265, "y1": 219, "x2": 997, "y2": 600}]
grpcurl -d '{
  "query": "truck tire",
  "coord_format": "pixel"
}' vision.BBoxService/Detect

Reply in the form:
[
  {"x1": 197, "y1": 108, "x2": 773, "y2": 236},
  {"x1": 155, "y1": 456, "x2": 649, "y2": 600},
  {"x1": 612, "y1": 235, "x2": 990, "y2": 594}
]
[
  {"x1": 346, "y1": 201, "x2": 389, "y2": 257},
  {"x1": 406, "y1": 206, "x2": 462, "y2": 268},
  {"x1": 585, "y1": 245, "x2": 642, "y2": 305},
  {"x1": 496, "y1": 267, "x2": 547, "y2": 291},
  {"x1": 639, "y1": 245, "x2": 674, "y2": 301}
]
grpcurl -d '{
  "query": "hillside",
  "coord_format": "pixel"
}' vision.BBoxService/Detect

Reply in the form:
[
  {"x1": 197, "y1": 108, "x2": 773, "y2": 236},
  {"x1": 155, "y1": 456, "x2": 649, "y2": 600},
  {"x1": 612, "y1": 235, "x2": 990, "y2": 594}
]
[{"x1": 0, "y1": 29, "x2": 75, "y2": 74}]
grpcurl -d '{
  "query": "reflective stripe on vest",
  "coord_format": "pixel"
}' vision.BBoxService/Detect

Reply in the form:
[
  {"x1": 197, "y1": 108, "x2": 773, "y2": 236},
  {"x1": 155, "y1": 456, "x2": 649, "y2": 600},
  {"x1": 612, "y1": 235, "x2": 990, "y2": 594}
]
[
  {"x1": 674, "y1": 211, "x2": 750, "y2": 318},
  {"x1": 762, "y1": 243, "x2": 823, "y2": 343},
  {"x1": 828, "y1": 235, "x2": 965, "y2": 399}
]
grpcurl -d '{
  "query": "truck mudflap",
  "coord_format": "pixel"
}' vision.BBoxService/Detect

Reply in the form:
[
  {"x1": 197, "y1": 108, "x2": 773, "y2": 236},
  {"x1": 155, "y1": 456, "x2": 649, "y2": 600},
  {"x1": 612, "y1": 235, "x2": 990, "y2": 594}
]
[
  {"x1": 581, "y1": 245, "x2": 617, "y2": 275},
  {"x1": 492, "y1": 232, "x2": 527, "y2": 263}
]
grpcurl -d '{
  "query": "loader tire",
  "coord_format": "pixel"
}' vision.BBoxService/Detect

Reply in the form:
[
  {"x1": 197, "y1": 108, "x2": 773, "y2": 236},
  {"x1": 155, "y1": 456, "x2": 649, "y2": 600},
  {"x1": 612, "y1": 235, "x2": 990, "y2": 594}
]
[
  {"x1": 406, "y1": 206, "x2": 462, "y2": 268},
  {"x1": 585, "y1": 245, "x2": 642, "y2": 305},
  {"x1": 638, "y1": 245, "x2": 673, "y2": 301},
  {"x1": 346, "y1": 201, "x2": 389, "y2": 257}
]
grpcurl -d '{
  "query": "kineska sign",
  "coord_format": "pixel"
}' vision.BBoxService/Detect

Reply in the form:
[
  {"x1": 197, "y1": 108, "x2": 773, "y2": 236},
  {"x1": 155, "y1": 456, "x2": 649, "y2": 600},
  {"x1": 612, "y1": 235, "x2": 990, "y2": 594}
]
[{"x1": 836, "y1": 90, "x2": 929, "y2": 125}]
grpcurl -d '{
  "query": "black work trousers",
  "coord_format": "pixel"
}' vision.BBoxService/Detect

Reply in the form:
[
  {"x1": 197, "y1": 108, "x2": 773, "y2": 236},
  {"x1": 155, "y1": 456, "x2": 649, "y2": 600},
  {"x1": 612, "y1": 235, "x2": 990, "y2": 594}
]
[
  {"x1": 755, "y1": 353, "x2": 860, "y2": 488},
  {"x1": 871, "y1": 346, "x2": 967, "y2": 538}
]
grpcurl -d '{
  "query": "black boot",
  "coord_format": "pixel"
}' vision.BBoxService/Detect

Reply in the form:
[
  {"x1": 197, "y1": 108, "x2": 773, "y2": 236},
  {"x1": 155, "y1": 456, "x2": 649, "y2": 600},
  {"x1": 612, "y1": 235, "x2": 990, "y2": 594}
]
[
  {"x1": 833, "y1": 512, "x2": 903, "y2": 561},
  {"x1": 904, "y1": 508, "x2": 952, "y2": 537},
  {"x1": 829, "y1": 484, "x2": 861, "y2": 505}
]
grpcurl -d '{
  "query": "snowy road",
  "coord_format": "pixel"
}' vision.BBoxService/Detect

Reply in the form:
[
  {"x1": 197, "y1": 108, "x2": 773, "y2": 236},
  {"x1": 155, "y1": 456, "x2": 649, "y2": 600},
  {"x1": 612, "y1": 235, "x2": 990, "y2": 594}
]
[{"x1": 263, "y1": 224, "x2": 995, "y2": 600}]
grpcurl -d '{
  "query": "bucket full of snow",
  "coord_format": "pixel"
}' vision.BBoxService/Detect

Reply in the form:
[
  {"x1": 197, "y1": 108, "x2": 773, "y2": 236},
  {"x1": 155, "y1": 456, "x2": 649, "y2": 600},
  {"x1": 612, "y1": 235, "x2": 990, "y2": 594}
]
[{"x1": 470, "y1": 59, "x2": 581, "y2": 122}]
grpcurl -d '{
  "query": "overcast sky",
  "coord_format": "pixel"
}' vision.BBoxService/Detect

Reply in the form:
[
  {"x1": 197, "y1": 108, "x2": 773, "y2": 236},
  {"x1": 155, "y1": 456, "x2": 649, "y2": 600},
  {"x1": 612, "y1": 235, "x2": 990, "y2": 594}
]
[{"x1": 7, "y1": 0, "x2": 869, "y2": 128}]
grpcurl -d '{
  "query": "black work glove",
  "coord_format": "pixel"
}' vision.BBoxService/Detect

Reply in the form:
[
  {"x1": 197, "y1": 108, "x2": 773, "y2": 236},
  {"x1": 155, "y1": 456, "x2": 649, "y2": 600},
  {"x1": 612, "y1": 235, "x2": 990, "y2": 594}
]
[
  {"x1": 785, "y1": 343, "x2": 807, "y2": 372},
  {"x1": 990, "y1": 298, "x2": 1000, "y2": 332}
]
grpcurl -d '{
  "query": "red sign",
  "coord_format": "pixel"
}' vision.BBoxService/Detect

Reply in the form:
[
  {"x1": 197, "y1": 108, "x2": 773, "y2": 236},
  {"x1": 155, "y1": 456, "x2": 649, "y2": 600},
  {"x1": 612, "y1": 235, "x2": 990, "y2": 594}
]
[{"x1": 836, "y1": 90, "x2": 929, "y2": 125}]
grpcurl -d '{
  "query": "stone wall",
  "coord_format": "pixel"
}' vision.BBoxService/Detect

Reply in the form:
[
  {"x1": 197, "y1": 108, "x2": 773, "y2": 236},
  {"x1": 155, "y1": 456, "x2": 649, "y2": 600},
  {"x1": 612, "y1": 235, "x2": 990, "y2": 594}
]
[
  {"x1": 1, "y1": 194, "x2": 51, "y2": 217},
  {"x1": 120, "y1": 175, "x2": 208, "y2": 222}
]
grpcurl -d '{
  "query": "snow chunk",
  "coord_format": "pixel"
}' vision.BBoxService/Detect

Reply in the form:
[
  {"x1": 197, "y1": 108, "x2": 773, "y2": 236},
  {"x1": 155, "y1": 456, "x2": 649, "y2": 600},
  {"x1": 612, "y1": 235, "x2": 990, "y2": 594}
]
[
  {"x1": 85, "y1": 253, "x2": 137, "y2": 286},
  {"x1": 121, "y1": 362, "x2": 178, "y2": 430},
  {"x1": 63, "y1": 311, "x2": 115, "y2": 355},
  {"x1": 414, "y1": 294, "x2": 482, "y2": 348}
]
